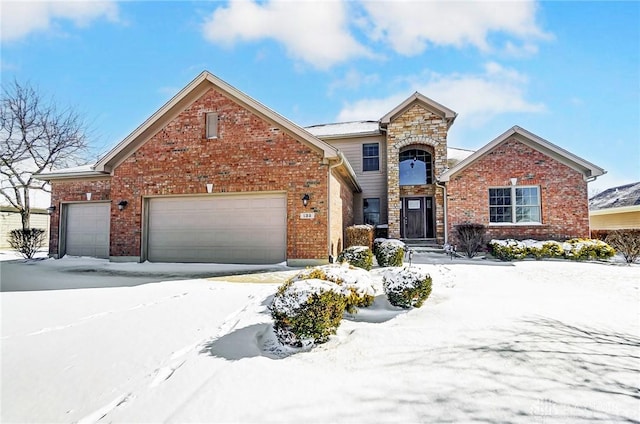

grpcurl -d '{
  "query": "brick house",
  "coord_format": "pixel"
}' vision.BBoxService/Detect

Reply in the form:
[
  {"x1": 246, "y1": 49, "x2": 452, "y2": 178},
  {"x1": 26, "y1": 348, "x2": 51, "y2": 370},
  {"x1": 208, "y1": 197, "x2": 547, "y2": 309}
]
[{"x1": 39, "y1": 71, "x2": 605, "y2": 264}]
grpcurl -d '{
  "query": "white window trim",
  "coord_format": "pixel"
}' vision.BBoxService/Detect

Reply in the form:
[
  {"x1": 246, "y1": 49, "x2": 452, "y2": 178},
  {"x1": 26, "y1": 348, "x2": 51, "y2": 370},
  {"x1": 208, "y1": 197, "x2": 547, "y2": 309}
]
[
  {"x1": 362, "y1": 143, "x2": 380, "y2": 172},
  {"x1": 488, "y1": 185, "x2": 542, "y2": 225},
  {"x1": 206, "y1": 112, "x2": 218, "y2": 139}
]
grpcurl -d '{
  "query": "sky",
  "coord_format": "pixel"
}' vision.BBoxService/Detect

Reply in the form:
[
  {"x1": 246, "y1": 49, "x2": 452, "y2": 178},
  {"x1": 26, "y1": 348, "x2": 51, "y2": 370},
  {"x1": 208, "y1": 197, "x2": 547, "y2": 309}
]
[{"x1": 1, "y1": 0, "x2": 638, "y2": 193}]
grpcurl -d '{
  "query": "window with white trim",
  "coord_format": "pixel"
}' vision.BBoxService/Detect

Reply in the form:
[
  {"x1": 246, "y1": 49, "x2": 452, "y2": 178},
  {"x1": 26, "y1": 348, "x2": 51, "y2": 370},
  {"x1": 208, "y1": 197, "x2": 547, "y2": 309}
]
[
  {"x1": 206, "y1": 112, "x2": 218, "y2": 139},
  {"x1": 363, "y1": 198, "x2": 380, "y2": 226},
  {"x1": 489, "y1": 186, "x2": 541, "y2": 224},
  {"x1": 362, "y1": 143, "x2": 379, "y2": 172}
]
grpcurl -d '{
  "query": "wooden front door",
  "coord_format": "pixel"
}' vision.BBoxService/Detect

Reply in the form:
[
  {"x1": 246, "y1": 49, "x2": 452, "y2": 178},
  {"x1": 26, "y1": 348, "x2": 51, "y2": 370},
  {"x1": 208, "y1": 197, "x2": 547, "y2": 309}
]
[{"x1": 403, "y1": 197, "x2": 425, "y2": 238}]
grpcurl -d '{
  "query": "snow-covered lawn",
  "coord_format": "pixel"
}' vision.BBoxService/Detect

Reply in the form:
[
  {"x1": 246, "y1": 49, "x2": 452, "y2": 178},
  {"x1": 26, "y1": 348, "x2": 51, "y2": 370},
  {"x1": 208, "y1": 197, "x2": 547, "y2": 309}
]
[{"x1": 1, "y1": 257, "x2": 638, "y2": 423}]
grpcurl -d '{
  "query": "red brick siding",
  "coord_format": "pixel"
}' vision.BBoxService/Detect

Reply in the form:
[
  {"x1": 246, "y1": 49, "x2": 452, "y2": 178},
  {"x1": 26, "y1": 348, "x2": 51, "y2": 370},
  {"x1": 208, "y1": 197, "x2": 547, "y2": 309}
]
[
  {"x1": 107, "y1": 87, "x2": 329, "y2": 260},
  {"x1": 447, "y1": 137, "x2": 590, "y2": 241},
  {"x1": 48, "y1": 178, "x2": 111, "y2": 256}
]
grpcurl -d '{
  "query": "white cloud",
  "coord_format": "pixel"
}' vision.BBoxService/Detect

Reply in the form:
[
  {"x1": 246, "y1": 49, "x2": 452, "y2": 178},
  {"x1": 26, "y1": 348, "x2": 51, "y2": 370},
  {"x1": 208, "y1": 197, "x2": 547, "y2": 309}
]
[
  {"x1": 337, "y1": 62, "x2": 546, "y2": 125},
  {"x1": 0, "y1": 1, "x2": 119, "y2": 42},
  {"x1": 358, "y1": 0, "x2": 551, "y2": 56},
  {"x1": 328, "y1": 69, "x2": 380, "y2": 95},
  {"x1": 201, "y1": 0, "x2": 373, "y2": 70}
]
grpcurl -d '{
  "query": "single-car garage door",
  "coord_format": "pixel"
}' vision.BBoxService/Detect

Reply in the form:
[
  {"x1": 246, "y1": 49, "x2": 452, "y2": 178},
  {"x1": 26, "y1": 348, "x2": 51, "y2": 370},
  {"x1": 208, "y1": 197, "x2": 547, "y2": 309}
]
[
  {"x1": 147, "y1": 194, "x2": 286, "y2": 264},
  {"x1": 64, "y1": 202, "x2": 110, "y2": 258}
]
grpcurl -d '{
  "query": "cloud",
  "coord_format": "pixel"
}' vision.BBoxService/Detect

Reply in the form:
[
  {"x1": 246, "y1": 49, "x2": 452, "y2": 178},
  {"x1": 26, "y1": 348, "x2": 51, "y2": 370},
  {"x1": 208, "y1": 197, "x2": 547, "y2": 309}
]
[
  {"x1": 337, "y1": 62, "x2": 546, "y2": 125},
  {"x1": 201, "y1": 0, "x2": 373, "y2": 70},
  {"x1": 358, "y1": 0, "x2": 551, "y2": 56},
  {"x1": 1, "y1": 1, "x2": 120, "y2": 42},
  {"x1": 328, "y1": 69, "x2": 380, "y2": 95}
]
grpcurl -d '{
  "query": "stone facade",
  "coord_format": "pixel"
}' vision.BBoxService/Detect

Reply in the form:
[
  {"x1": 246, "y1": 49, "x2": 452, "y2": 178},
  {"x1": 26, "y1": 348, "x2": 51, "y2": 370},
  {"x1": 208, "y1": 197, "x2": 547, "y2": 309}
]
[
  {"x1": 446, "y1": 137, "x2": 591, "y2": 241},
  {"x1": 385, "y1": 104, "x2": 449, "y2": 242}
]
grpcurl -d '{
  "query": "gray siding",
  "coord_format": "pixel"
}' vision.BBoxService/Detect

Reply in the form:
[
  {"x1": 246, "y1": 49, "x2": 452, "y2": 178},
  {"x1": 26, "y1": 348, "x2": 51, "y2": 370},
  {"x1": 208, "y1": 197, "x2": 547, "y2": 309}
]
[{"x1": 323, "y1": 135, "x2": 388, "y2": 225}]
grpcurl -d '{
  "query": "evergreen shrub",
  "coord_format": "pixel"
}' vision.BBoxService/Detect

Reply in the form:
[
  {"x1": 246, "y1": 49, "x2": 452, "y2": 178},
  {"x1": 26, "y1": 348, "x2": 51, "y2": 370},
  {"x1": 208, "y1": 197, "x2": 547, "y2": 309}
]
[
  {"x1": 337, "y1": 246, "x2": 374, "y2": 271},
  {"x1": 383, "y1": 267, "x2": 432, "y2": 309},
  {"x1": 270, "y1": 279, "x2": 347, "y2": 347}
]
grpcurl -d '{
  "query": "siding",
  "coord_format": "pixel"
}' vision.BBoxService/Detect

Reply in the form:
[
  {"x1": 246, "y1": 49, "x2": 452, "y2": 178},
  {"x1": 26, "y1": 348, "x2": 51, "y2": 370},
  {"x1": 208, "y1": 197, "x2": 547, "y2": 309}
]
[
  {"x1": 0, "y1": 211, "x2": 50, "y2": 249},
  {"x1": 590, "y1": 210, "x2": 640, "y2": 230},
  {"x1": 323, "y1": 135, "x2": 388, "y2": 225}
]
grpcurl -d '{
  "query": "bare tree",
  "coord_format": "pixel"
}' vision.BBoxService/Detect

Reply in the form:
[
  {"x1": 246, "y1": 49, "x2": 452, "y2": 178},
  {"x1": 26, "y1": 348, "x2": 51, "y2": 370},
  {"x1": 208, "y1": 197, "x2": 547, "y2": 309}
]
[{"x1": 0, "y1": 80, "x2": 90, "y2": 230}]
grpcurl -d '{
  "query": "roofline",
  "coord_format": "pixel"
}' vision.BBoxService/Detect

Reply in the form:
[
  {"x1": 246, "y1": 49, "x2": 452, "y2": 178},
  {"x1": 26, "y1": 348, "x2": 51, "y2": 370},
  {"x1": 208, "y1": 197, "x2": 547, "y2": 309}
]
[
  {"x1": 589, "y1": 204, "x2": 640, "y2": 215},
  {"x1": 380, "y1": 92, "x2": 457, "y2": 126},
  {"x1": 95, "y1": 71, "x2": 340, "y2": 172},
  {"x1": 439, "y1": 126, "x2": 606, "y2": 182},
  {"x1": 35, "y1": 167, "x2": 109, "y2": 181},
  {"x1": 314, "y1": 130, "x2": 383, "y2": 141}
]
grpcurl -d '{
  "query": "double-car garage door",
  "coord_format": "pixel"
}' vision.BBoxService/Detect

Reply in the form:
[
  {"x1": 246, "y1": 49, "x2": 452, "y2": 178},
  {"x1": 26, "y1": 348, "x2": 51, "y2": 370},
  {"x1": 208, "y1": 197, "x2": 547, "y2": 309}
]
[{"x1": 146, "y1": 194, "x2": 286, "y2": 264}]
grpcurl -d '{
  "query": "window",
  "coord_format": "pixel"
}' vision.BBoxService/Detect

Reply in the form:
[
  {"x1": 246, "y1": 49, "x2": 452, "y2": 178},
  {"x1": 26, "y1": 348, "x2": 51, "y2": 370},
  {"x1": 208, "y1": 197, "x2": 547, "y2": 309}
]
[
  {"x1": 399, "y1": 149, "x2": 432, "y2": 185},
  {"x1": 363, "y1": 198, "x2": 380, "y2": 226},
  {"x1": 362, "y1": 143, "x2": 379, "y2": 172},
  {"x1": 206, "y1": 112, "x2": 218, "y2": 139},
  {"x1": 489, "y1": 186, "x2": 541, "y2": 224}
]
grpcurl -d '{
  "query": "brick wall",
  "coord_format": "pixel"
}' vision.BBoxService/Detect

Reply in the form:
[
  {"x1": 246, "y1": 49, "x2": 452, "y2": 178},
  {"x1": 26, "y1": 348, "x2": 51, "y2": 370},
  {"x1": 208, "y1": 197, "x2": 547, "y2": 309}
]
[
  {"x1": 48, "y1": 178, "x2": 111, "y2": 255},
  {"x1": 50, "y1": 87, "x2": 337, "y2": 262},
  {"x1": 446, "y1": 137, "x2": 590, "y2": 241}
]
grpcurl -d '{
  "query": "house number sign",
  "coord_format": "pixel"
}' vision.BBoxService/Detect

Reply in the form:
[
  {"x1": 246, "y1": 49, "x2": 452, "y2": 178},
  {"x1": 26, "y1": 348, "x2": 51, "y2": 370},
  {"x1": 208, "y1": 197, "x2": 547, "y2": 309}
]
[{"x1": 300, "y1": 212, "x2": 315, "y2": 219}]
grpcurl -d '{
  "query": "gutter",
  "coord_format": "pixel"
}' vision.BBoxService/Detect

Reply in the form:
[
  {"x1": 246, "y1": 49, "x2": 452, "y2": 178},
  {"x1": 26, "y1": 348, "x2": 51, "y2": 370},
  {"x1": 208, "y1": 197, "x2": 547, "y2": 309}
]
[
  {"x1": 327, "y1": 151, "x2": 345, "y2": 263},
  {"x1": 435, "y1": 180, "x2": 448, "y2": 245}
]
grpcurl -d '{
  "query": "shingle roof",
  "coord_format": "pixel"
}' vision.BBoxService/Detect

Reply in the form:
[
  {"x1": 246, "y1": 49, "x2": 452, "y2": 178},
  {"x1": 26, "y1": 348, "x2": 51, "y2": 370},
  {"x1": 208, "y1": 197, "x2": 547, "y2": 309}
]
[{"x1": 589, "y1": 182, "x2": 640, "y2": 210}]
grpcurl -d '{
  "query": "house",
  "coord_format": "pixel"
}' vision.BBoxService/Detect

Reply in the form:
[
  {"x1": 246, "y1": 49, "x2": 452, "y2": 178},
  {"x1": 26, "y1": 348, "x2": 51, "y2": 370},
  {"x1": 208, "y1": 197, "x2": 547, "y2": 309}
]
[
  {"x1": 589, "y1": 182, "x2": 640, "y2": 231},
  {"x1": 38, "y1": 71, "x2": 605, "y2": 265}
]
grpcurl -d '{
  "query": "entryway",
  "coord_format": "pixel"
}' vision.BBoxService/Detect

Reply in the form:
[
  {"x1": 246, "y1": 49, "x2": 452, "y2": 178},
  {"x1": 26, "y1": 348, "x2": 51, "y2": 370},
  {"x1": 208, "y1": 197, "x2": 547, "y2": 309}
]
[{"x1": 400, "y1": 196, "x2": 434, "y2": 239}]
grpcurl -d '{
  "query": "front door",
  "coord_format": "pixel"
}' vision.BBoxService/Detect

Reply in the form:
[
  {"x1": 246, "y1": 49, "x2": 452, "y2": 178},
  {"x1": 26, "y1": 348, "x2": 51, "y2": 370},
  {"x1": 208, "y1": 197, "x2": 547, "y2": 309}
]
[
  {"x1": 401, "y1": 197, "x2": 435, "y2": 239},
  {"x1": 403, "y1": 197, "x2": 425, "y2": 238}
]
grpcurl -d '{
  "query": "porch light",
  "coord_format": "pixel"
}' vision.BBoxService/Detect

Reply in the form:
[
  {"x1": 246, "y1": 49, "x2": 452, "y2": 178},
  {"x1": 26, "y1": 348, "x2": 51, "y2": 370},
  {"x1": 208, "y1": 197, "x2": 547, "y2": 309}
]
[
  {"x1": 302, "y1": 194, "x2": 310, "y2": 207},
  {"x1": 46, "y1": 205, "x2": 56, "y2": 215},
  {"x1": 117, "y1": 200, "x2": 128, "y2": 211}
]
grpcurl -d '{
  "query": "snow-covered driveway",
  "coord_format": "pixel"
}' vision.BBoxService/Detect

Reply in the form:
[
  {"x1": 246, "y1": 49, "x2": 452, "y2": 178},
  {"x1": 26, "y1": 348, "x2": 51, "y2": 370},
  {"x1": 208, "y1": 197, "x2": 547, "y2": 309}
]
[{"x1": 1, "y1": 258, "x2": 638, "y2": 423}]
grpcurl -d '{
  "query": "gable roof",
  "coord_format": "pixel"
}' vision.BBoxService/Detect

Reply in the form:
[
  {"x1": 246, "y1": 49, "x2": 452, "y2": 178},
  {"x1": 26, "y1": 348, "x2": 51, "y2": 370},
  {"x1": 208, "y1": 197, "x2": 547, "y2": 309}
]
[
  {"x1": 38, "y1": 71, "x2": 360, "y2": 191},
  {"x1": 94, "y1": 71, "x2": 342, "y2": 173},
  {"x1": 439, "y1": 126, "x2": 606, "y2": 182},
  {"x1": 589, "y1": 181, "x2": 640, "y2": 211},
  {"x1": 380, "y1": 92, "x2": 457, "y2": 127}
]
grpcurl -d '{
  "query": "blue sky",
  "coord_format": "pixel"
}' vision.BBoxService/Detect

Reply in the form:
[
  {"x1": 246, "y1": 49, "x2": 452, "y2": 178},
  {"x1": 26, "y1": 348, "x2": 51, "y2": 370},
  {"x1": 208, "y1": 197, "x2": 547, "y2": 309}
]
[{"x1": 1, "y1": 0, "x2": 638, "y2": 193}]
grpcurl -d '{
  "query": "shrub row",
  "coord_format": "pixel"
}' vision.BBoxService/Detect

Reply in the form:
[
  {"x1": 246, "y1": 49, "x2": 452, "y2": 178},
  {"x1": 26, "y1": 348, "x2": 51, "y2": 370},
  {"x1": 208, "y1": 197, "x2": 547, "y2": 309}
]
[
  {"x1": 270, "y1": 264, "x2": 432, "y2": 347},
  {"x1": 488, "y1": 238, "x2": 616, "y2": 261}
]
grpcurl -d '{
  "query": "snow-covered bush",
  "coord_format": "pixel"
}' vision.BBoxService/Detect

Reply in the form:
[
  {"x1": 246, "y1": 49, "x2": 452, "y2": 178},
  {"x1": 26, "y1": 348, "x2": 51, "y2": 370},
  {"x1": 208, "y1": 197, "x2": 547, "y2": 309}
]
[
  {"x1": 454, "y1": 223, "x2": 487, "y2": 258},
  {"x1": 488, "y1": 238, "x2": 615, "y2": 261},
  {"x1": 563, "y1": 238, "x2": 615, "y2": 261},
  {"x1": 337, "y1": 246, "x2": 373, "y2": 271},
  {"x1": 9, "y1": 228, "x2": 46, "y2": 259},
  {"x1": 270, "y1": 279, "x2": 347, "y2": 347},
  {"x1": 291, "y1": 264, "x2": 376, "y2": 312},
  {"x1": 345, "y1": 224, "x2": 374, "y2": 250},
  {"x1": 606, "y1": 229, "x2": 640, "y2": 263},
  {"x1": 383, "y1": 267, "x2": 432, "y2": 309},
  {"x1": 489, "y1": 239, "x2": 529, "y2": 261},
  {"x1": 374, "y1": 239, "x2": 405, "y2": 267}
]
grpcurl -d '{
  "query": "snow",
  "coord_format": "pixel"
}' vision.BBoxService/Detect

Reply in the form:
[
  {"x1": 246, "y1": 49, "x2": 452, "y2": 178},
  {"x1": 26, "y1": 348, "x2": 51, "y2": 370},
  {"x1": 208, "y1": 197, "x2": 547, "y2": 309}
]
[
  {"x1": 1, "y1": 256, "x2": 639, "y2": 423},
  {"x1": 305, "y1": 121, "x2": 381, "y2": 137},
  {"x1": 589, "y1": 181, "x2": 640, "y2": 210}
]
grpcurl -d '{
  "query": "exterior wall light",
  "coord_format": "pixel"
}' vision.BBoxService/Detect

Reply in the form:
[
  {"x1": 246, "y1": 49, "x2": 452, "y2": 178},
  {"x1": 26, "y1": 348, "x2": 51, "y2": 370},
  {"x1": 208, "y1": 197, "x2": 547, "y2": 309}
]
[
  {"x1": 46, "y1": 205, "x2": 56, "y2": 215},
  {"x1": 117, "y1": 200, "x2": 128, "y2": 211},
  {"x1": 302, "y1": 193, "x2": 310, "y2": 207}
]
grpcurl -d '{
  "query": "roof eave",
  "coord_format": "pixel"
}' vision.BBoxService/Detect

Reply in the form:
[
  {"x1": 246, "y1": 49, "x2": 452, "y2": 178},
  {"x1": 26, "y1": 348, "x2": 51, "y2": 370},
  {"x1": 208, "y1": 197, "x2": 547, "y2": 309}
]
[
  {"x1": 35, "y1": 169, "x2": 109, "y2": 181},
  {"x1": 439, "y1": 126, "x2": 606, "y2": 182},
  {"x1": 95, "y1": 71, "x2": 339, "y2": 172}
]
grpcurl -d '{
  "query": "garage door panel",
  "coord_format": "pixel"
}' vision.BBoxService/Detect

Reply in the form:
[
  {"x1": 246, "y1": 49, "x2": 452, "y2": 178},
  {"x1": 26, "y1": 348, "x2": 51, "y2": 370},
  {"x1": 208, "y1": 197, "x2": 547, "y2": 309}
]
[
  {"x1": 65, "y1": 203, "x2": 110, "y2": 259},
  {"x1": 148, "y1": 194, "x2": 286, "y2": 264}
]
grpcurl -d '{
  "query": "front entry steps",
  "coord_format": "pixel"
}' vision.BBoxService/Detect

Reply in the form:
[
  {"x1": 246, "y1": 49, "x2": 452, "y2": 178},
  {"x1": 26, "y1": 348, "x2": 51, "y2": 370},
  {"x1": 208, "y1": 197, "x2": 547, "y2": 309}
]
[{"x1": 401, "y1": 239, "x2": 444, "y2": 253}]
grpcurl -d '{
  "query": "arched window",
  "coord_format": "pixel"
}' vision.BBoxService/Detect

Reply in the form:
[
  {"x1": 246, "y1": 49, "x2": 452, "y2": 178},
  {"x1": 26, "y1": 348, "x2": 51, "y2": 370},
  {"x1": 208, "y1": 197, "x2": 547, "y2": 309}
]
[{"x1": 399, "y1": 148, "x2": 432, "y2": 185}]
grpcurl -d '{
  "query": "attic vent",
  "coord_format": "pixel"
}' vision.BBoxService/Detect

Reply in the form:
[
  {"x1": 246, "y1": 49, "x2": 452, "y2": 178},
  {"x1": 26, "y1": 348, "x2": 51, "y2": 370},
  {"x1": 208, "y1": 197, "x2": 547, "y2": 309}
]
[{"x1": 206, "y1": 112, "x2": 218, "y2": 139}]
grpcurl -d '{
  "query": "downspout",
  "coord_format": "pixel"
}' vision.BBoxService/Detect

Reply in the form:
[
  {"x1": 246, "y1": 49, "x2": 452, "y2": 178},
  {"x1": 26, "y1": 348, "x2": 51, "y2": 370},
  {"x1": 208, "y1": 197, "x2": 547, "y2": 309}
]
[
  {"x1": 327, "y1": 151, "x2": 345, "y2": 263},
  {"x1": 435, "y1": 180, "x2": 448, "y2": 245}
]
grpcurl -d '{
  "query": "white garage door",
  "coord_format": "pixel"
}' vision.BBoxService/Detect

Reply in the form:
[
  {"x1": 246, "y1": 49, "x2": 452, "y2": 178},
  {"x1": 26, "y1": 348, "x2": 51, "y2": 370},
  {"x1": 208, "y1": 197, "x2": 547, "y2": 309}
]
[
  {"x1": 147, "y1": 194, "x2": 286, "y2": 264},
  {"x1": 65, "y1": 203, "x2": 110, "y2": 258}
]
